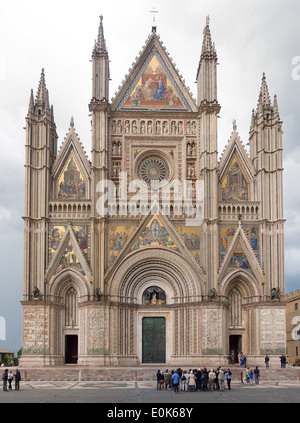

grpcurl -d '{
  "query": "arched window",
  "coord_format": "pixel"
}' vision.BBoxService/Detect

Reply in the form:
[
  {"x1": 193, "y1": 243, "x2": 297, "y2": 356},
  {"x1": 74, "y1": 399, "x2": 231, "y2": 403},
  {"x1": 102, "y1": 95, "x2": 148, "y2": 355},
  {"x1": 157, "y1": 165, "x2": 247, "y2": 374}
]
[
  {"x1": 65, "y1": 287, "x2": 78, "y2": 327},
  {"x1": 143, "y1": 286, "x2": 166, "y2": 305},
  {"x1": 229, "y1": 287, "x2": 242, "y2": 327}
]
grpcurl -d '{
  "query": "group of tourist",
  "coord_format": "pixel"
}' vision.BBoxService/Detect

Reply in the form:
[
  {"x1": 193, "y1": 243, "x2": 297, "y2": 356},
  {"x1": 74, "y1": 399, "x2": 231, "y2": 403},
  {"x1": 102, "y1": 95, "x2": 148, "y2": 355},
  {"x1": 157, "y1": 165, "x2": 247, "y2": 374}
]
[
  {"x1": 156, "y1": 367, "x2": 232, "y2": 393},
  {"x1": 1, "y1": 368, "x2": 21, "y2": 391},
  {"x1": 240, "y1": 366, "x2": 260, "y2": 384}
]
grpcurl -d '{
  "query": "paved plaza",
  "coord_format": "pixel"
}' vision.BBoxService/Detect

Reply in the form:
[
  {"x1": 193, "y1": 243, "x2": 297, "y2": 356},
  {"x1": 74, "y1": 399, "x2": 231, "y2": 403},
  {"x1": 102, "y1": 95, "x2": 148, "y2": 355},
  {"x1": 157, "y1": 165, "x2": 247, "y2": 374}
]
[{"x1": 0, "y1": 379, "x2": 299, "y2": 404}]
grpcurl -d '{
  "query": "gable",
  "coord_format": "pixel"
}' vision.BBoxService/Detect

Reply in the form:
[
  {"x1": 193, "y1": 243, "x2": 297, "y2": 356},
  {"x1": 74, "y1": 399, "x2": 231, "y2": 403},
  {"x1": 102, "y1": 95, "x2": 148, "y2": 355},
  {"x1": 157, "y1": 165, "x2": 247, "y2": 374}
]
[
  {"x1": 218, "y1": 225, "x2": 263, "y2": 283},
  {"x1": 55, "y1": 148, "x2": 88, "y2": 200},
  {"x1": 51, "y1": 125, "x2": 91, "y2": 200},
  {"x1": 46, "y1": 224, "x2": 91, "y2": 284},
  {"x1": 111, "y1": 34, "x2": 197, "y2": 113},
  {"x1": 219, "y1": 153, "x2": 250, "y2": 202},
  {"x1": 106, "y1": 213, "x2": 205, "y2": 286},
  {"x1": 49, "y1": 223, "x2": 90, "y2": 265},
  {"x1": 132, "y1": 215, "x2": 179, "y2": 250}
]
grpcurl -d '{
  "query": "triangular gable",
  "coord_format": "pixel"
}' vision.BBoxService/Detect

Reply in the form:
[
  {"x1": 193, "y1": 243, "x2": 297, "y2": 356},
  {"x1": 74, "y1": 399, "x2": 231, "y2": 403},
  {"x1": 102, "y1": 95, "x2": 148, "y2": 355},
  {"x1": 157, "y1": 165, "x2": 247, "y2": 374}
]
[
  {"x1": 111, "y1": 33, "x2": 197, "y2": 112},
  {"x1": 105, "y1": 212, "x2": 205, "y2": 282},
  {"x1": 218, "y1": 131, "x2": 255, "y2": 202},
  {"x1": 218, "y1": 225, "x2": 263, "y2": 283},
  {"x1": 52, "y1": 125, "x2": 91, "y2": 200},
  {"x1": 46, "y1": 224, "x2": 92, "y2": 284},
  {"x1": 48, "y1": 223, "x2": 90, "y2": 264},
  {"x1": 219, "y1": 130, "x2": 255, "y2": 182}
]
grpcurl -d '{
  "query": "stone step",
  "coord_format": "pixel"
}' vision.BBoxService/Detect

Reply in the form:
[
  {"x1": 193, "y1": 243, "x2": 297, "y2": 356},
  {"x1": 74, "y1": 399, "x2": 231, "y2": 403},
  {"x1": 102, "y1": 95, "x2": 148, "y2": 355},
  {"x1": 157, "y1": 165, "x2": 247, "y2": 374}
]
[{"x1": 6, "y1": 365, "x2": 300, "y2": 382}]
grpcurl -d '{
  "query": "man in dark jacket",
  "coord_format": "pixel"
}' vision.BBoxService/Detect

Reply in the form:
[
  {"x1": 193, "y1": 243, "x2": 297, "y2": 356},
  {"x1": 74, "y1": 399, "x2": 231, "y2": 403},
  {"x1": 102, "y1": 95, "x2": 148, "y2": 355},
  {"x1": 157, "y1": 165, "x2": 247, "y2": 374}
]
[
  {"x1": 196, "y1": 369, "x2": 202, "y2": 391},
  {"x1": 14, "y1": 369, "x2": 21, "y2": 390},
  {"x1": 2, "y1": 369, "x2": 8, "y2": 391},
  {"x1": 201, "y1": 368, "x2": 208, "y2": 391}
]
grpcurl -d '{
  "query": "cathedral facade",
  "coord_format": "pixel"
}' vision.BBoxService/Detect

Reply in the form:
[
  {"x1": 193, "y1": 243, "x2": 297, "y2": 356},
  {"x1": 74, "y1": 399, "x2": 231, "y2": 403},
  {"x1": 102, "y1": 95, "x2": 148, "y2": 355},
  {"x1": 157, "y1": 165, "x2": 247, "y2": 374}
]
[{"x1": 20, "y1": 17, "x2": 286, "y2": 367}]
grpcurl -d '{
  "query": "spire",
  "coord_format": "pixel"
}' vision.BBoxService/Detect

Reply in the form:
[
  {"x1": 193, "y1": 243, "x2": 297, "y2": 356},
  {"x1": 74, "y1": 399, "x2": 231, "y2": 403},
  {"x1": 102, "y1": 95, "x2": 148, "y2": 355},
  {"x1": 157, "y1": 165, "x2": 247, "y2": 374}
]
[
  {"x1": 28, "y1": 89, "x2": 34, "y2": 114},
  {"x1": 257, "y1": 72, "x2": 271, "y2": 111},
  {"x1": 201, "y1": 15, "x2": 216, "y2": 57},
  {"x1": 273, "y1": 94, "x2": 279, "y2": 114},
  {"x1": 94, "y1": 15, "x2": 107, "y2": 56},
  {"x1": 35, "y1": 68, "x2": 48, "y2": 106},
  {"x1": 196, "y1": 16, "x2": 219, "y2": 106}
]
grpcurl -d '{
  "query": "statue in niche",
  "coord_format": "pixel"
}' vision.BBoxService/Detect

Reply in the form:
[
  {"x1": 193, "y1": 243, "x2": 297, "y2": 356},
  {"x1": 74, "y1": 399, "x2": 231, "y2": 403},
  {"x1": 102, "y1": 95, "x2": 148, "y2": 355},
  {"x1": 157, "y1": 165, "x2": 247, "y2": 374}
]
[
  {"x1": 147, "y1": 121, "x2": 152, "y2": 134},
  {"x1": 187, "y1": 163, "x2": 195, "y2": 178},
  {"x1": 118, "y1": 142, "x2": 122, "y2": 156},
  {"x1": 191, "y1": 121, "x2": 197, "y2": 135},
  {"x1": 112, "y1": 121, "x2": 116, "y2": 134},
  {"x1": 132, "y1": 120, "x2": 137, "y2": 133},
  {"x1": 140, "y1": 121, "x2": 146, "y2": 134},
  {"x1": 150, "y1": 291, "x2": 157, "y2": 304},
  {"x1": 156, "y1": 121, "x2": 161, "y2": 134},
  {"x1": 117, "y1": 120, "x2": 122, "y2": 134},
  {"x1": 187, "y1": 143, "x2": 191, "y2": 156},
  {"x1": 125, "y1": 120, "x2": 130, "y2": 133},
  {"x1": 171, "y1": 121, "x2": 176, "y2": 135},
  {"x1": 191, "y1": 143, "x2": 196, "y2": 157},
  {"x1": 178, "y1": 121, "x2": 183, "y2": 135},
  {"x1": 112, "y1": 142, "x2": 117, "y2": 156},
  {"x1": 143, "y1": 286, "x2": 166, "y2": 305},
  {"x1": 163, "y1": 121, "x2": 168, "y2": 134},
  {"x1": 186, "y1": 120, "x2": 191, "y2": 134},
  {"x1": 112, "y1": 162, "x2": 121, "y2": 178}
]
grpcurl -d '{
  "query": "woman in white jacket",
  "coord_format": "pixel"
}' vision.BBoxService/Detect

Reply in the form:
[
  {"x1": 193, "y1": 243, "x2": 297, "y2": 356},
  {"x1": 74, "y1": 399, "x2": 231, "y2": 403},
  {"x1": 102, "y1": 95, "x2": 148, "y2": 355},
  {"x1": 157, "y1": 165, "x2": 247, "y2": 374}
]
[{"x1": 188, "y1": 371, "x2": 196, "y2": 392}]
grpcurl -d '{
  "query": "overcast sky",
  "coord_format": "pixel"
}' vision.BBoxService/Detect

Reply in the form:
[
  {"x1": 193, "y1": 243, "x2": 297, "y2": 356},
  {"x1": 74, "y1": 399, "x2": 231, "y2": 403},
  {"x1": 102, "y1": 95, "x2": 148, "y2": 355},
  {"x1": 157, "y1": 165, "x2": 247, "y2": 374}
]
[{"x1": 0, "y1": 0, "x2": 300, "y2": 353}]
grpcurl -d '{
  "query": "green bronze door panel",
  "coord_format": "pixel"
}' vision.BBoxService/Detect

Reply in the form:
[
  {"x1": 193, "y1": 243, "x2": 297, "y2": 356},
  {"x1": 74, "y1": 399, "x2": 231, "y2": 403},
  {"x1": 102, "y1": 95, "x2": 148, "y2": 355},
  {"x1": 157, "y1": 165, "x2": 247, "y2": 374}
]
[{"x1": 142, "y1": 317, "x2": 166, "y2": 363}]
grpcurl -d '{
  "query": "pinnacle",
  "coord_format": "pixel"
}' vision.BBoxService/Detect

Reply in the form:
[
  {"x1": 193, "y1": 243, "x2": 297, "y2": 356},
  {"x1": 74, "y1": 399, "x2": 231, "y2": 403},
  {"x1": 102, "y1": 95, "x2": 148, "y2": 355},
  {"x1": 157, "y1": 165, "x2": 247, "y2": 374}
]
[
  {"x1": 257, "y1": 72, "x2": 271, "y2": 110},
  {"x1": 94, "y1": 15, "x2": 108, "y2": 55},
  {"x1": 35, "y1": 68, "x2": 47, "y2": 106},
  {"x1": 201, "y1": 15, "x2": 216, "y2": 56},
  {"x1": 28, "y1": 89, "x2": 34, "y2": 113}
]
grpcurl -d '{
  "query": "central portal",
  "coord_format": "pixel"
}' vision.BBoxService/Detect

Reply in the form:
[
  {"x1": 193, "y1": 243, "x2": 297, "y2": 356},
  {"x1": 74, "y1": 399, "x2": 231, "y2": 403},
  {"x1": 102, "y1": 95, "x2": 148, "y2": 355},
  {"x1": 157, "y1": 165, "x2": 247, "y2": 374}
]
[{"x1": 142, "y1": 317, "x2": 166, "y2": 363}]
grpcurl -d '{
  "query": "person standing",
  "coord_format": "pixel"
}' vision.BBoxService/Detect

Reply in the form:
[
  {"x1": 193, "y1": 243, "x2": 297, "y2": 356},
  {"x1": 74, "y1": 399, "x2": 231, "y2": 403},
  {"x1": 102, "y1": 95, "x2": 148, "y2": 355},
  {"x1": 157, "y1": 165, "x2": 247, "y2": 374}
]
[
  {"x1": 202, "y1": 368, "x2": 208, "y2": 391},
  {"x1": 265, "y1": 355, "x2": 270, "y2": 368},
  {"x1": 14, "y1": 369, "x2": 21, "y2": 390},
  {"x1": 208, "y1": 369, "x2": 216, "y2": 391},
  {"x1": 181, "y1": 371, "x2": 188, "y2": 392},
  {"x1": 280, "y1": 354, "x2": 286, "y2": 368},
  {"x1": 254, "y1": 366, "x2": 260, "y2": 385},
  {"x1": 226, "y1": 368, "x2": 232, "y2": 390},
  {"x1": 188, "y1": 371, "x2": 196, "y2": 392},
  {"x1": 7, "y1": 370, "x2": 13, "y2": 390},
  {"x1": 172, "y1": 370, "x2": 180, "y2": 393},
  {"x1": 219, "y1": 368, "x2": 225, "y2": 391},
  {"x1": 156, "y1": 370, "x2": 162, "y2": 390},
  {"x1": 165, "y1": 370, "x2": 172, "y2": 391},
  {"x1": 2, "y1": 369, "x2": 8, "y2": 391},
  {"x1": 249, "y1": 369, "x2": 254, "y2": 385}
]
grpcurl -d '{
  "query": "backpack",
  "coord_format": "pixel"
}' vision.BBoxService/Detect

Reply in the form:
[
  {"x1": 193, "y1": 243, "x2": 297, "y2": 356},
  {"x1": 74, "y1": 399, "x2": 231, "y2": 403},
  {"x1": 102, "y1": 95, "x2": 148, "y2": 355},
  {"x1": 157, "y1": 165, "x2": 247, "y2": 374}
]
[{"x1": 181, "y1": 374, "x2": 186, "y2": 381}]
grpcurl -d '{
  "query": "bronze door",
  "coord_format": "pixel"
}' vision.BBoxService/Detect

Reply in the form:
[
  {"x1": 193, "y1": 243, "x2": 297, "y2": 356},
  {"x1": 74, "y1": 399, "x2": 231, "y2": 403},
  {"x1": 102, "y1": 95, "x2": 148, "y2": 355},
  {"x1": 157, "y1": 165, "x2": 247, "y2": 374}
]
[{"x1": 142, "y1": 317, "x2": 166, "y2": 363}]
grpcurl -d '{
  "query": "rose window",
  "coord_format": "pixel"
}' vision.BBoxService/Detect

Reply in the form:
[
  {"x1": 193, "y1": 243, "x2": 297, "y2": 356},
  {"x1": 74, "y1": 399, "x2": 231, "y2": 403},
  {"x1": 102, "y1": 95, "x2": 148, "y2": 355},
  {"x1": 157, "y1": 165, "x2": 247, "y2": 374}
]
[{"x1": 136, "y1": 155, "x2": 170, "y2": 185}]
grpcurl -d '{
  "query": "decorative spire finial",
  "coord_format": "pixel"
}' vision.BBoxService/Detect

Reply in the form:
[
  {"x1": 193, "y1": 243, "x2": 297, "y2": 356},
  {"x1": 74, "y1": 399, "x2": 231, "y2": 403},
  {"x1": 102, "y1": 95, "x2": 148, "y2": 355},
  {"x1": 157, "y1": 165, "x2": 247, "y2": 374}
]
[
  {"x1": 201, "y1": 16, "x2": 215, "y2": 56},
  {"x1": 150, "y1": 7, "x2": 158, "y2": 33},
  {"x1": 257, "y1": 72, "x2": 271, "y2": 112},
  {"x1": 94, "y1": 14, "x2": 107, "y2": 55},
  {"x1": 70, "y1": 116, "x2": 74, "y2": 128},
  {"x1": 233, "y1": 119, "x2": 237, "y2": 132}
]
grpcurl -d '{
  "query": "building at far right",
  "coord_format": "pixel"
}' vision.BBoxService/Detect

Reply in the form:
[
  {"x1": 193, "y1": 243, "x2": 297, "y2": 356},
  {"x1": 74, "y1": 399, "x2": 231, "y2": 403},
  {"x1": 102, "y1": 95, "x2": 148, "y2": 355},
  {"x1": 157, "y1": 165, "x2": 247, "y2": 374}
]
[{"x1": 286, "y1": 290, "x2": 300, "y2": 365}]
